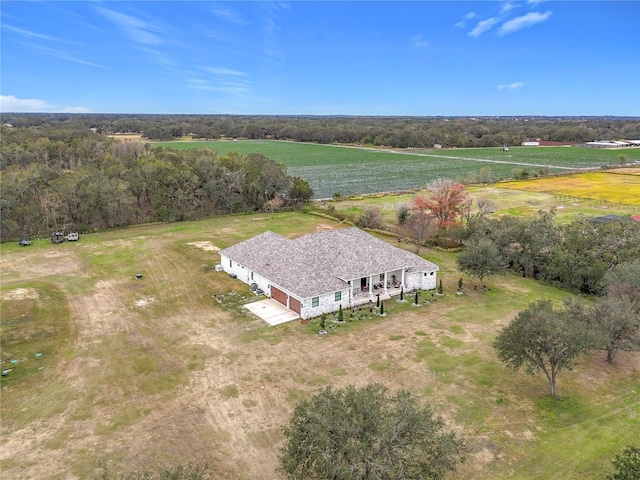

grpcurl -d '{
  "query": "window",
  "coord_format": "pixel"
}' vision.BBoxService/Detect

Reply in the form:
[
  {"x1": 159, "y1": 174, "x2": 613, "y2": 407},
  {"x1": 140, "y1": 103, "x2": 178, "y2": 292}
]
[
  {"x1": 312, "y1": 297, "x2": 319, "y2": 307},
  {"x1": 229, "y1": 259, "x2": 232, "y2": 268},
  {"x1": 335, "y1": 291, "x2": 342, "y2": 302},
  {"x1": 251, "y1": 272, "x2": 254, "y2": 280},
  {"x1": 430, "y1": 272, "x2": 434, "y2": 276},
  {"x1": 380, "y1": 274, "x2": 385, "y2": 281}
]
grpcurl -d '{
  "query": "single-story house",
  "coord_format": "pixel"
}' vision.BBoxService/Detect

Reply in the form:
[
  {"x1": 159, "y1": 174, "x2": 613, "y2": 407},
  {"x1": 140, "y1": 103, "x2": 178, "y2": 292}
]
[{"x1": 219, "y1": 227, "x2": 439, "y2": 319}]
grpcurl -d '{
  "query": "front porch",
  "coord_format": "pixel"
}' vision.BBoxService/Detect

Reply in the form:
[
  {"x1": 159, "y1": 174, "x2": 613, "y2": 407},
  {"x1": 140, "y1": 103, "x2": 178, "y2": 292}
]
[{"x1": 351, "y1": 284, "x2": 406, "y2": 307}]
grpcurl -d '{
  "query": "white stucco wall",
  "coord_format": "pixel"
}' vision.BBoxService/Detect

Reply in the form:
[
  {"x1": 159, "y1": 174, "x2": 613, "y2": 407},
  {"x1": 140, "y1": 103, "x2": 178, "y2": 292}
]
[
  {"x1": 405, "y1": 269, "x2": 438, "y2": 291},
  {"x1": 300, "y1": 289, "x2": 351, "y2": 319}
]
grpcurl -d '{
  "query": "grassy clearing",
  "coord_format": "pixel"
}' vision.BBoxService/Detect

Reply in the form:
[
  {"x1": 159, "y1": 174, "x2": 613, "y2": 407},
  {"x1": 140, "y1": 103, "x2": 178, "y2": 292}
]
[{"x1": 0, "y1": 208, "x2": 637, "y2": 479}]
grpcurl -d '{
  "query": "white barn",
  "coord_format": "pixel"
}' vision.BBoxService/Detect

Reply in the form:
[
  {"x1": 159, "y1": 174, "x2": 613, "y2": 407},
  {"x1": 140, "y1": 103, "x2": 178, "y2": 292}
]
[{"x1": 219, "y1": 227, "x2": 439, "y2": 319}]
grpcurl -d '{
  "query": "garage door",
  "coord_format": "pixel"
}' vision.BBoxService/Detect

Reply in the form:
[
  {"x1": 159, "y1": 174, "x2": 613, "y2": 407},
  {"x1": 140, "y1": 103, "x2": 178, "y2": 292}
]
[
  {"x1": 289, "y1": 297, "x2": 301, "y2": 315},
  {"x1": 271, "y1": 286, "x2": 287, "y2": 307}
]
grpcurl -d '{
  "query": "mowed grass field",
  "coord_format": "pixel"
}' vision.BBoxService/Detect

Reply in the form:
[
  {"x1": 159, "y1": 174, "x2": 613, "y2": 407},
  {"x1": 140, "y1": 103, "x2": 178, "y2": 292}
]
[
  {"x1": 1, "y1": 208, "x2": 639, "y2": 479},
  {"x1": 160, "y1": 140, "x2": 640, "y2": 198}
]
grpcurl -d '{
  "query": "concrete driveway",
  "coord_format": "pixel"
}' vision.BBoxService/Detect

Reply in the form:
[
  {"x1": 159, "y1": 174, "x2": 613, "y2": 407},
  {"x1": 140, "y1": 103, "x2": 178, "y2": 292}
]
[{"x1": 244, "y1": 298, "x2": 300, "y2": 326}]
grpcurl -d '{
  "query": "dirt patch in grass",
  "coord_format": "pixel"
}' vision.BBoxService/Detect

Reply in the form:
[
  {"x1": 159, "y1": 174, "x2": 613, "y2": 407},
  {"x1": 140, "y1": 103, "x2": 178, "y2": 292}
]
[{"x1": 187, "y1": 241, "x2": 220, "y2": 252}]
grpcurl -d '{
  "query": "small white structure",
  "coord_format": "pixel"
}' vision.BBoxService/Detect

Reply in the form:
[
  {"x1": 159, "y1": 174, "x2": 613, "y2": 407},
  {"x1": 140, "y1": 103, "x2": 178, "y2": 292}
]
[
  {"x1": 220, "y1": 228, "x2": 439, "y2": 320},
  {"x1": 521, "y1": 141, "x2": 540, "y2": 146}
]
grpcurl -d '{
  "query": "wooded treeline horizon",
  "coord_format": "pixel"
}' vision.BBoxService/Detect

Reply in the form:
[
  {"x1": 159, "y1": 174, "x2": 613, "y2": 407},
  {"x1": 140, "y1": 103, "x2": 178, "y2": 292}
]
[{"x1": 3, "y1": 113, "x2": 639, "y2": 148}]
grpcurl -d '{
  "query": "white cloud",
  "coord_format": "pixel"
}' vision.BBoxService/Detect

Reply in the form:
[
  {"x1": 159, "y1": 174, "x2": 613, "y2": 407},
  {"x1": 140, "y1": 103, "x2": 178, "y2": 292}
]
[
  {"x1": 0, "y1": 95, "x2": 90, "y2": 113},
  {"x1": 501, "y1": 2, "x2": 518, "y2": 14},
  {"x1": 498, "y1": 11, "x2": 552, "y2": 35},
  {"x1": 208, "y1": 6, "x2": 248, "y2": 25},
  {"x1": 455, "y1": 11, "x2": 476, "y2": 28},
  {"x1": 204, "y1": 67, "x2": 247, "y2": 77},
  {"x1": 22, "y1": 42, "x2": 107, "y2": 68},
  {"x1": 498, "y1": 82, "x2": 525, "y2": 90},
  {"x1": 2, "y1": 24, "x2": 69, "y2": 44},
  {"x1": 96, "y1": 7, "x2": 164, "y2": 46},
  {"x1": 411, "y1": 34, "x2": 430, "y2": 48},
  {"x1": 469, "y1": 17, "x2": 498, "y2": 37}
]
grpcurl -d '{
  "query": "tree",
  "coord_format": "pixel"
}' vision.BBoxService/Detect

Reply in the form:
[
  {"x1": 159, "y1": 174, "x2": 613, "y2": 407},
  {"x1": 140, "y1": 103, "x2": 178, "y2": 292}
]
[
  {"x1": 601, "y1": 260, "x2": 640, "y2": 309},
  {"x1": 418, "y1": 179, "x2": 468, "y2": 229},
  {"x1": 288, "y1": 176, "x2": 313, "y2": 204},
  {"x1": 456, "y1": 238, "x2": 506, "y2": 289},
  {"x1": 494, "y1": 300, "x2": 592, "y2": 397},
  {"x1": 404, "y1": 196, "x2": 436, "y2": 254},
  {"x1": 356, "y1": 206, "x2": 384, "y2": 230},
  {"x1": 396, "y1": 204, "x2": 410, "y2": 225},
  {"x1": 585, "y1": 296, "x2": 640, "y2": 362},
  {"x1": 607, "y1": 444, "x2": 640, "y2": 480},
  {"x1": 617, "y1": 154, "x2": 628, "y2": 166},
  {"x1": 279, "y1": 383, "x2": 465, "y2": 480}
]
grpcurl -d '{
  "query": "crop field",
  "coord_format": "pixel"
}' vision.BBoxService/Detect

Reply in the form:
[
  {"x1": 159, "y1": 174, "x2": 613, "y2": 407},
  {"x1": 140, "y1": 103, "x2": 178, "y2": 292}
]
[
  {"x1": 1, "y1": 211, "x2": 638, "y2": 480},
  {"x1": 161, "y1": 140, "x2": 640, "y2": 198},
  {"x1": 499, "y1": 171, "x2": 640, "y2": 206}
]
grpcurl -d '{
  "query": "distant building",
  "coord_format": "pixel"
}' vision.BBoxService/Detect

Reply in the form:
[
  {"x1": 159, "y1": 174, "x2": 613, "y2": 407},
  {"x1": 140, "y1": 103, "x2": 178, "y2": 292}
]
[
  {"x1": 521, "y1": 141, "x2": 540, "y2": 146},
  {"x1": 588, "y1": 214, "x2": 632, "y2": 224},
  {"x1": 583, "y1": 140, "x2": 634, "y2": 148}
]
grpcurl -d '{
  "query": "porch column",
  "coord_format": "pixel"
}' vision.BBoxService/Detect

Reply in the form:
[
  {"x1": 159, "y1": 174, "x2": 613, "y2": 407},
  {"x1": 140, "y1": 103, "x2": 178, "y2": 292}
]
[
  {"x1": 401, "y1": 268, "x2": 405, "y2": 287},
  {"x1": 383, "y1": 272, "x2": 388, "y2": 292},
  {"x1": 369, "y1": 275, "x2": 373, "y2": 296}
]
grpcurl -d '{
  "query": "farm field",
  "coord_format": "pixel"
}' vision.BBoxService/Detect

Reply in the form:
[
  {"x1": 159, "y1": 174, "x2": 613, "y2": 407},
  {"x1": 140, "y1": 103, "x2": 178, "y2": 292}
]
[
  {"x1": 1, "y1": 211, "x2": 638, "y2": 480},
  {"x1": 499, "y1": 170, "x2": 640, "y2": 206},
  {"x1": 159, "y1": 140, "x2": 640, "y2": 198},
  {"x1": 323, "y1": 171, "x2": 640, "y2": 225}
]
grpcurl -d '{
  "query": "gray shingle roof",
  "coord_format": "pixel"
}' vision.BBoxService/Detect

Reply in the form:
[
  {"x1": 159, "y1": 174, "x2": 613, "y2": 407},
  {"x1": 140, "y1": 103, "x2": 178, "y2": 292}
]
[
  {"x1": 220, "y1": 231, "x2": 347, "y2": 298},
  {"x1": 292, "y1": 227, "x2": 438, "y2": 280},
  {"x1": 220, "y1": 227, "x2": 438, "y2": 299}
]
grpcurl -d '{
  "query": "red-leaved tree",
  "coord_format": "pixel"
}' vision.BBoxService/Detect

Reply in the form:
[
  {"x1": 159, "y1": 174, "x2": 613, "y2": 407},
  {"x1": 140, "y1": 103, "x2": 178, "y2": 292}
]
[{"x1": 417, "y1": 179, "x2": 468, "y2": 229}]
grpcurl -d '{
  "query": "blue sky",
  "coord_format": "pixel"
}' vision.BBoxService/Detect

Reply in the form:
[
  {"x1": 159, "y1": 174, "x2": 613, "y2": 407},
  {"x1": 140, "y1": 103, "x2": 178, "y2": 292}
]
[{"x1": 1, "y1": 1, "x2": 639, "y2": 116}]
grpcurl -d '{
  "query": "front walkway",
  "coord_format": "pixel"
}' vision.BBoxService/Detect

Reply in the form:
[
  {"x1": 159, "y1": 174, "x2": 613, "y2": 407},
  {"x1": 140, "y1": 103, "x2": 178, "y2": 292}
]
[{"x1": 244, "y1": 298, "x2": 300, "y2": 326}]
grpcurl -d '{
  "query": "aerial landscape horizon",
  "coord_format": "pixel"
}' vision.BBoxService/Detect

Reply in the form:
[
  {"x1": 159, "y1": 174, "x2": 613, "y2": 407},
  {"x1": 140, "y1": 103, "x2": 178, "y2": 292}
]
[{"x1": 1, "y1": 1, "x2": 639, "y2": 479}]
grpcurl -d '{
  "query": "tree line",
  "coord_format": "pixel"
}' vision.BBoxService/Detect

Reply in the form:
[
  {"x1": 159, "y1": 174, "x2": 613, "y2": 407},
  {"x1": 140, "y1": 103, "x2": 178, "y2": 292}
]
[
  {"x1": 0, "y1": 128, "x2": 312, "y2": 241},
  {"x1": 3, "y1": 113, "x2": 639, "y2": 148}
]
